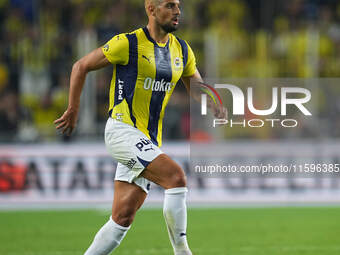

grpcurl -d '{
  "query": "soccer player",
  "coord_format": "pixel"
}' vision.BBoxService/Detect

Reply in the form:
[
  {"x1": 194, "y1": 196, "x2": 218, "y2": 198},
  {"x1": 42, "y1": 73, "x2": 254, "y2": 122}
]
[{"x1": 54, "y1": 0, "x2": 224, "y2": 254}]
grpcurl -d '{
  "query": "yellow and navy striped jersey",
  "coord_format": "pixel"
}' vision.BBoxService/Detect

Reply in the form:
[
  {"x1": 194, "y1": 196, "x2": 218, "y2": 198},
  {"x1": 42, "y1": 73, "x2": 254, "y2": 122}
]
[{"x1": 102, "y1": 27, "x2": 196, "y2": 147}]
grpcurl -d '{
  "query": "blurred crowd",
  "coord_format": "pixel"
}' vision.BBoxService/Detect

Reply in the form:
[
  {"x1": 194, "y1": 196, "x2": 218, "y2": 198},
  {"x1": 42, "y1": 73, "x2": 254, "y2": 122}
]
[{"x1": 0, "y1": 0, "x2": 339, "y2": 143}]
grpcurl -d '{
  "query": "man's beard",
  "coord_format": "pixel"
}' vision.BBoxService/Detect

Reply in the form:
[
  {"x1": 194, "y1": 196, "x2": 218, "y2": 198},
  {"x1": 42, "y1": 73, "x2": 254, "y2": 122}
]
[{"x1": 160, "y1": 22, "x2": 178, "y2": 33}]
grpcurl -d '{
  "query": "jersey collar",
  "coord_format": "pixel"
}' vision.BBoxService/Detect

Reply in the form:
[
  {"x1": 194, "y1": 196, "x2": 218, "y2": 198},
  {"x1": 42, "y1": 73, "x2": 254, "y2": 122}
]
[{"x1": 143, "y1": 27, "x2": 170, "y2": 48}]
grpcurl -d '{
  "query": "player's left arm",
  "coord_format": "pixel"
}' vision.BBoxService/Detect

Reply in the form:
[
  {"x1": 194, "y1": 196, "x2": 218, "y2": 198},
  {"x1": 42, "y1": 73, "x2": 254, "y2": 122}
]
[
  {"x1": 181, "y1": 70, "x2": 227, "y2": 119},
  {"x1": 180, "y1": 41, "x2": 226, "y2": 118}
]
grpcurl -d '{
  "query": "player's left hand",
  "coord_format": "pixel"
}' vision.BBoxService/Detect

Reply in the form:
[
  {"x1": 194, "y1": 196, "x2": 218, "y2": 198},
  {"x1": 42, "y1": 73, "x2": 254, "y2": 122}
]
[
  {"x1": 54, "y1": 108, "x2": 79, "y2": 136},
  {"x1": 213, "y1": 105, "x2": 228, "y2": 119}
]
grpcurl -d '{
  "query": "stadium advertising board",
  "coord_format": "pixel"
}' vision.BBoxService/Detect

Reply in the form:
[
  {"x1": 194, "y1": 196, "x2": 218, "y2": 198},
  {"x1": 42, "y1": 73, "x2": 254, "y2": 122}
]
[{"x1": 1, "y1": 141, "x2": 340, "y2": 208}]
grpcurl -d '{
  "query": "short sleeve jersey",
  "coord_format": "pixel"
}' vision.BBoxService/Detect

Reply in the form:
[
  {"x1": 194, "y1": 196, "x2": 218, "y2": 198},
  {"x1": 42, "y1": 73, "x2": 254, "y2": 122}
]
[{"x1": 102, "y1": 27, "x2": 196, "y2": 146}]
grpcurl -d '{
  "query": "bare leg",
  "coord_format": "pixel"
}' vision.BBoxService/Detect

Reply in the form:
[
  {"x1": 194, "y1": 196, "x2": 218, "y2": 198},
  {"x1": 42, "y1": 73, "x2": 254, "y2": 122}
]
[
  {"x1": 84, "y1": 181, "x2": 147, "y2": 255},
  {"x1": 142, "y1": 154, "x2": 192, "y2": 255},
  {"x1": 141, "y1": 154, "x2": 186, "y2": 189},
  {"x1": 112, "y1": 181, "x2": 147, "y2": 226}
]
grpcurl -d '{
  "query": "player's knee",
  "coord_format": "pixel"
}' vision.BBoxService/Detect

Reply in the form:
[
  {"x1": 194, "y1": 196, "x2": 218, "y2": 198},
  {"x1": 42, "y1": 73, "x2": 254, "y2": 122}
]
[
  {"x1": 168, "y1": 171, "x2": 187, "y2": 189},
  {"x1": 112, "y1": 207, "x2": 136, "y2": 227},
  {"x1": 112, "y1": 213, "x2": 134, "y2": 227}
]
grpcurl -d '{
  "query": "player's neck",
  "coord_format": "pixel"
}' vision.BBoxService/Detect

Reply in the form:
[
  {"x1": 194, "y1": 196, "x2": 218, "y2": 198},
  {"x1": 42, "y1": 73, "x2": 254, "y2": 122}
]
[{"x1": 146, "y1": 24, "x2": 169, "y2": 44}]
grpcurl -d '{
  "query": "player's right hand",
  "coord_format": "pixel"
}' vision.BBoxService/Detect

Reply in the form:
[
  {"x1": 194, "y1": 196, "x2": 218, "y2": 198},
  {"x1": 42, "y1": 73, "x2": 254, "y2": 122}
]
[{"x1": 54, "y1": 108, "x2": 79, "y2": 136}]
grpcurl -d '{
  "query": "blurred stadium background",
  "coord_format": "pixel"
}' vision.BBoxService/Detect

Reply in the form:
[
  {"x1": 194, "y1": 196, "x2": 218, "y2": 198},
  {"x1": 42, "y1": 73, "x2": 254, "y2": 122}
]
[{"x1": 0, "y1": 0, "x2": 340, "y2": 208}]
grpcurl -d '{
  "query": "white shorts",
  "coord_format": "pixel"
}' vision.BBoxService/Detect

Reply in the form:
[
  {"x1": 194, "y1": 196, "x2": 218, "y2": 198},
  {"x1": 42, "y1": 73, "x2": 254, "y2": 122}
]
[{"x1": 104, "y1": 118, "x2": 163, "y2": 193}]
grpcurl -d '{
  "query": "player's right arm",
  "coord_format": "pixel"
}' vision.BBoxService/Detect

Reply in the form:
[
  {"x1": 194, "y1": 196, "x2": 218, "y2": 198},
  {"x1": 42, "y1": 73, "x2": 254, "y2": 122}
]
[
  {"x1": 54, "y1": 48, "x2": 110, "y2": 136},
  {"x1": 54, "y1": 34, "x2": 129, "y2": 136}
]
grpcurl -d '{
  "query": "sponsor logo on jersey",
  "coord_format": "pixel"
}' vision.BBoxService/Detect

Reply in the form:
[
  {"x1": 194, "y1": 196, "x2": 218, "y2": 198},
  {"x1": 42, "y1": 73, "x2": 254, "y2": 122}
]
[
  {"x1": 144, "y1": 77, "x2": 174, "y2": 92},
  {"x1": 117, "y1": 79, "x2": 124, "y2": 100},
  {"x1": 142, "y1": 55, "x2": 151, "y2": 64}
]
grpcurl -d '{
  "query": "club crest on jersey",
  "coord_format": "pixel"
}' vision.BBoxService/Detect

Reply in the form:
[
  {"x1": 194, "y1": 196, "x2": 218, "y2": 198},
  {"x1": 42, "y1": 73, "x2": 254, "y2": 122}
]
[
  {"x1": 174, "y1": 57, "x2": 182, "y2": 70},
  {"x1": 144, "y1": 77, "x2": 174, "y2": 92}
]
